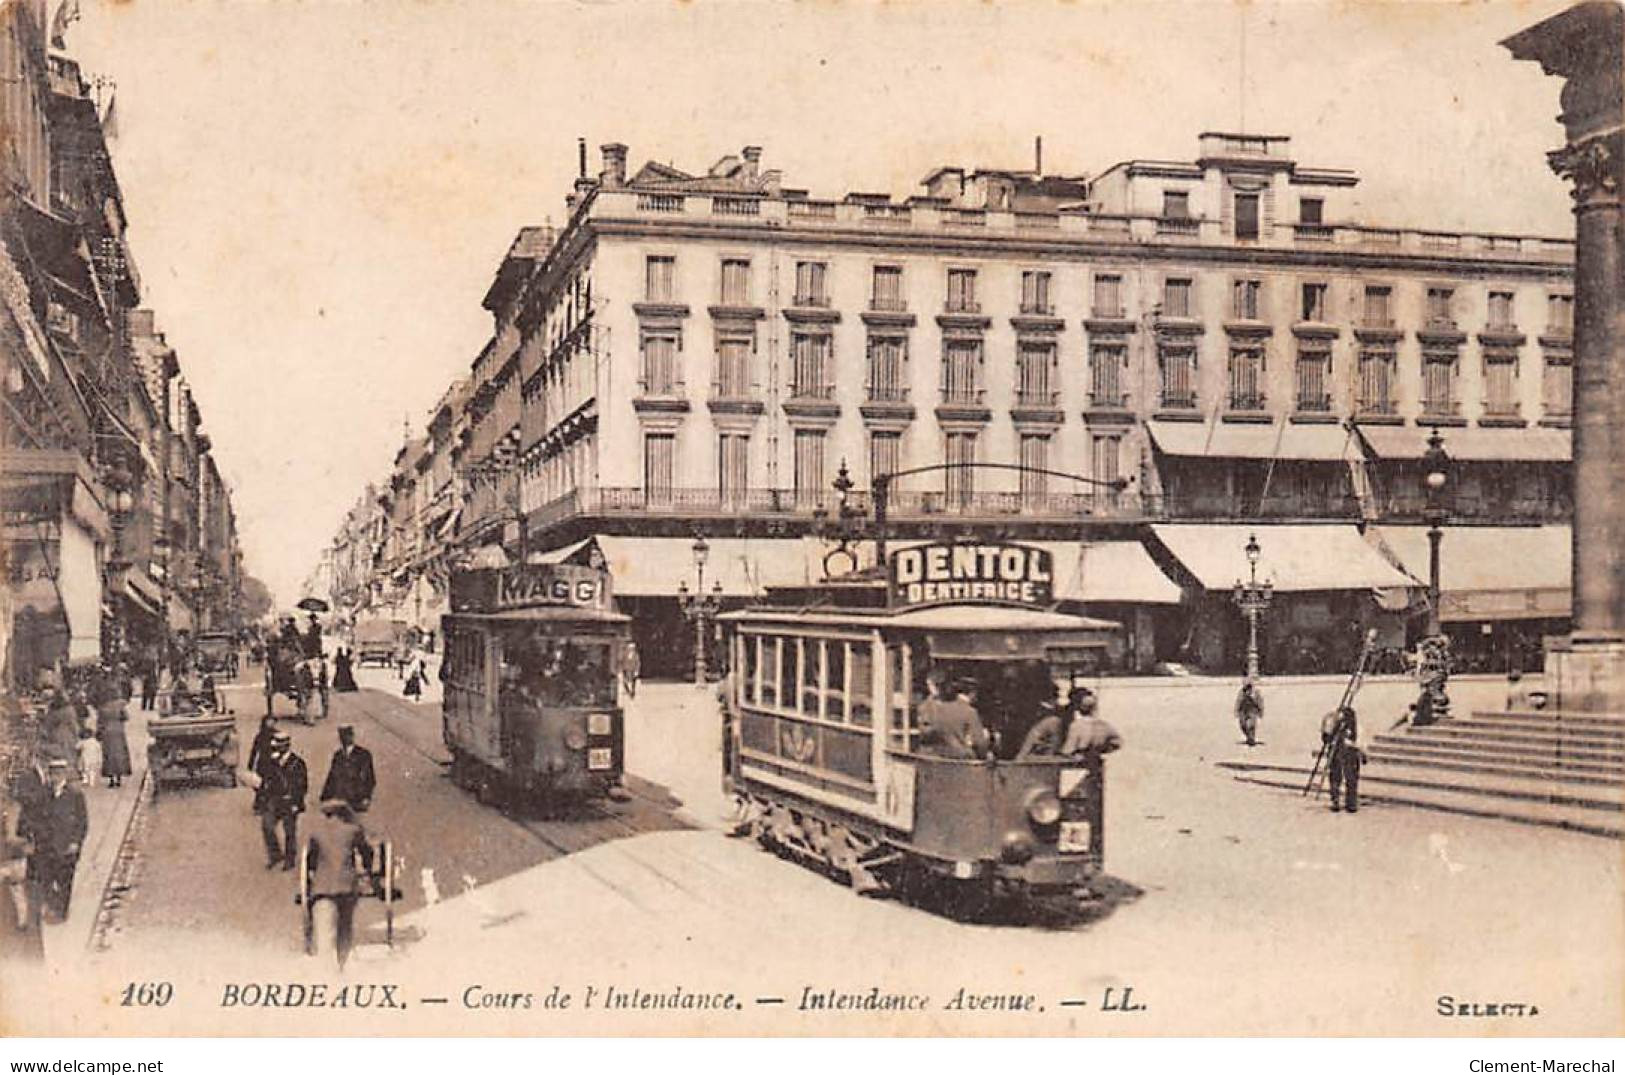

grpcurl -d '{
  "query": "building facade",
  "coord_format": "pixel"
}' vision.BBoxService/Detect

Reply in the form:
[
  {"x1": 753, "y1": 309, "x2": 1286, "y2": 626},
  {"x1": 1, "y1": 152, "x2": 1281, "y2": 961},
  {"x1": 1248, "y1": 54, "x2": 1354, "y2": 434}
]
[{"x1": 326, "y1": 133, "x2": 1575, "y2": 676}]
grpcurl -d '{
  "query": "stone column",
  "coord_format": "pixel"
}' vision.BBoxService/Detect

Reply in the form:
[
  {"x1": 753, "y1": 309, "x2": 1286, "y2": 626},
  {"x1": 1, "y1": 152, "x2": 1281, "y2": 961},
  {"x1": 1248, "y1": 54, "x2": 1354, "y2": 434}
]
[{"x1": 1504, "y1": 2, "x2": 1624, "y2": 711}]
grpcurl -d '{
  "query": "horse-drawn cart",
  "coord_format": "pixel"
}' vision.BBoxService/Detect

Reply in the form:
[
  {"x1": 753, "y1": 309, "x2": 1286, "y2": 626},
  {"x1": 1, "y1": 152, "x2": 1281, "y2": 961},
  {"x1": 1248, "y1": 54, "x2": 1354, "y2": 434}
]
[{"x1": 148, "y1": 712, "x2": 239, "y2": 797}]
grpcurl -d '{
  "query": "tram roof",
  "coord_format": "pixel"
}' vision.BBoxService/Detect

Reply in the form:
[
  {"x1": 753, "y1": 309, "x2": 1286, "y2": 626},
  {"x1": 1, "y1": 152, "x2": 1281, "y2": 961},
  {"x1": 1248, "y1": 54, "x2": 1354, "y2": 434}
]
[{"x1": 720, "y1": 603, "x2": 1120, "y2": 634}]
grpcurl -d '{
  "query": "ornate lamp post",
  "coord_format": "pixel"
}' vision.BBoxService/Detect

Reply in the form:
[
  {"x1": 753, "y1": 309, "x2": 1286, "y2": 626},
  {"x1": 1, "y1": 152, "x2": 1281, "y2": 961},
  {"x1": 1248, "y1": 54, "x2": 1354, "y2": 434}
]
[
  {"x1": 1421, "y1": 427, "x2": 1452, "y2": 638},
  {"x1": 676, "y1": 534, "x2": 722, "y2": 687},
  {"x1": 812, "y1": 459, "x2": 864, "y2": 578},
  {"x1": 1232, "y1": 531, "x2": 1274, "y2": 681}
]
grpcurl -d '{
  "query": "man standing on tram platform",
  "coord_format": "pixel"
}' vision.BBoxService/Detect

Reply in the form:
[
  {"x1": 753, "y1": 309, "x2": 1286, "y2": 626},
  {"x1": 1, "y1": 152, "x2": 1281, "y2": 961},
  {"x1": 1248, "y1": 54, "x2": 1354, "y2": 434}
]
[{"x1": 918, "y1": 677, "x2": 991, "y2": 760}]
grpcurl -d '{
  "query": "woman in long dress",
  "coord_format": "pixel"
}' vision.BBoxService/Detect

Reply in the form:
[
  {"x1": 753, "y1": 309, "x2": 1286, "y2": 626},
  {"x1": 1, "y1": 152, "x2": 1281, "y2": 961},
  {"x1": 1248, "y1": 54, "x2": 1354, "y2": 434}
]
[
  {"x1": 331, "y1": 647, "x2": 358, "y2": 693},
  {"x1": 98, "y1": 701, "x2": 133, "y2": 789}
]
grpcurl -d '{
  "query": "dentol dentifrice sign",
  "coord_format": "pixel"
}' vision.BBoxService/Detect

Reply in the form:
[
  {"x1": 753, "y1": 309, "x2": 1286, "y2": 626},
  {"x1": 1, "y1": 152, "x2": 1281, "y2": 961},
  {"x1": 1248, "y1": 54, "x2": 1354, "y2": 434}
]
[{"x1": 889, "y1": 542, "x2": 1054, "y2": 609}]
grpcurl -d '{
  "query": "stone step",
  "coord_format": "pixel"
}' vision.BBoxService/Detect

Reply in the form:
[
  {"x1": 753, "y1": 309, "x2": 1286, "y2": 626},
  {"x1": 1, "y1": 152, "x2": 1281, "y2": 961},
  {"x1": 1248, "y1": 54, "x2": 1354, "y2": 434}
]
[
  {"x1": 1397, "y1": 724, "x2": 1625, "y2": 752},
  {"x1": 1500, "y1": 709, "x2": 1625, "y2": 725},
  {"x1": 1463, "y1": 712, "x2": 1625, "y2": 736},
  {"x1": 1223, "y1": 759, "x2": 1625, "y2": 813},
  {"x1": 1365, "y1": 747, "x2": 1625, "y2": 788},
  {"x1": 1225, "y1": 767, "x2": 1625, "y2": 839},
  {"x1": 1370, "y1": 734, "x2": 1625, "y2": 769}
]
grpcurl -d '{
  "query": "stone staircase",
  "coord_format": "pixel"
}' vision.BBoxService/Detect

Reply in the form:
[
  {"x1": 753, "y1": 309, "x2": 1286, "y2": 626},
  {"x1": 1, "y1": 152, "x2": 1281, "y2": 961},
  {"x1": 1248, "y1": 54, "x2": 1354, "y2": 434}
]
[{"x1": 1224, "y1": 708, "x2": 1625, "y2": 837}]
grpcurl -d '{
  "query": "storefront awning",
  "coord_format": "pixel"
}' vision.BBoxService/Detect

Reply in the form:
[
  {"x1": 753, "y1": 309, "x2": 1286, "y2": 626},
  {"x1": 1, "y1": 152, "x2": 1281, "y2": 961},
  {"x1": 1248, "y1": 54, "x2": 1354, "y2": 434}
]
[
  {"x1": 1031, "y1": 541, "x2": 1183, "y2": 604},
  {"x1": 553, "y1": 536, "x2": 818, "y2": 597},
  {"x1": 1365, "y1": 525, "x2": 1571, "y2": 622},
  {"x1": 1147, "y1": 420, "x2": 1360, "y2": 462},
  {"x1": 1356, "y1": 425, "x2": 1571, "y2": 462},
  {"x1": 1151, "y1": 524, "x2": 1415, "y2": 593}
]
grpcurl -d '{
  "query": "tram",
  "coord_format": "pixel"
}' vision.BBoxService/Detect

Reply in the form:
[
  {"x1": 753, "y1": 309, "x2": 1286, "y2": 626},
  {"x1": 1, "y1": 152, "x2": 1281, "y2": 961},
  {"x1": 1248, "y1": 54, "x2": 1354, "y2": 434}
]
[
  {"x1": 441, "y1": 563, "x2": 631, "y2": 807},
  {"x1": 720, "y1": 540, "x2": 1123, "y2": 911}
]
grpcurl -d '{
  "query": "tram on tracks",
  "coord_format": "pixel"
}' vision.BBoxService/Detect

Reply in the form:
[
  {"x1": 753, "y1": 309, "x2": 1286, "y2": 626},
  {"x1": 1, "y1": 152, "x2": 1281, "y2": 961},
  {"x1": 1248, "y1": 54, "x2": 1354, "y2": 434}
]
[
  {"x1": 441, "y1": 562, "x2": 631, "y2": 807},
  {"x1": 720, "y1": 540, "x2": 1124, "y2": 912}
]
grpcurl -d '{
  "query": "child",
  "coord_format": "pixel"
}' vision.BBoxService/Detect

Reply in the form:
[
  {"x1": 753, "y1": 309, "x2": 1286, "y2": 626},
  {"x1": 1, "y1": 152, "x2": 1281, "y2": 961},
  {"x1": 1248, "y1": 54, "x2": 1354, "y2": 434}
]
[{"x1": 76, "y1": 729, "x2": 103, "y2": 789}]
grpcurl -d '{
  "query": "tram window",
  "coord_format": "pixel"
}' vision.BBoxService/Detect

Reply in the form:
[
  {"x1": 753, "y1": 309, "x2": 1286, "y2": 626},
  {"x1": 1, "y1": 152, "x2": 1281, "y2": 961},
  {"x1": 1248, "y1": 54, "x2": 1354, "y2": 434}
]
[
  {"x1": 499, "y1": 630, "x2": 615, "y2": 708},
  {"x1": 780, "y1": 639, "x2": 800, "y2": 714},
  {"x1": 742, "y1": 636, "x2": 759, "y2": 704},
  {"x1": 760, "y1": 638, "x2": 778, "y2": 706},
  {"x1": 826, "y1": 642, "x2": 847, "y2": 722},
  {"x1": 846, "y1": 642, "x2": 872, "y2": 726},
  {"x1": 888, "y1": 644, "x2": 913, "y2": 750},
  {"x1": 802, "y1": 639, "x2": 822, "y2": 717}
]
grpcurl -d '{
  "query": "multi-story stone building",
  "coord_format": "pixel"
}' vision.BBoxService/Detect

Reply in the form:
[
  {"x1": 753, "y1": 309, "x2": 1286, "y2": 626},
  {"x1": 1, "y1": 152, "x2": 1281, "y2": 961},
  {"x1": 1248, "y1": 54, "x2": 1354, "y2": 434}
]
[{"x1": 330, "y1": 133, "x2": 1576, "y2": 676}]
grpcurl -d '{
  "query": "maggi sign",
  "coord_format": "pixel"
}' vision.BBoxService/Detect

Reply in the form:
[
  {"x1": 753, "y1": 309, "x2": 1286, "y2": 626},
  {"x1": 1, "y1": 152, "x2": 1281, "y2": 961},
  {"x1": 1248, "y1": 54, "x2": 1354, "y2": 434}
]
[{"x1": 889, "y1": 543, "x2": 1053, "y2": 609}]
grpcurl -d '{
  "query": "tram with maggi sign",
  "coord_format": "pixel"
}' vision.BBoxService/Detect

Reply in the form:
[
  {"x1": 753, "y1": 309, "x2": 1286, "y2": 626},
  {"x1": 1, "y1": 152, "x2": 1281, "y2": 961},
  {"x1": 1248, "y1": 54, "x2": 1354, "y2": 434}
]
[
  {"x1": 719, "y1": 540, "x2": 1124, "y2": 915},
  {"x1": 441, "y1": 563, "x2": 631, "y2": 807}
]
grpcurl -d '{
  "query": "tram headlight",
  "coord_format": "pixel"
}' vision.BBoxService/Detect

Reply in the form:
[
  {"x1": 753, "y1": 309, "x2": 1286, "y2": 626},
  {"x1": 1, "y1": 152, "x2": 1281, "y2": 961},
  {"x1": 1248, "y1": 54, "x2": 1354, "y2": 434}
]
[
  {"x1": 1001, "y1": 831, "x2": 1036, "y2": 864},
  {"x1": 588, "y1": 712, "x2": 613, "y2": 736},
  {"x1": 564, "y1": 726, "x2": 588, "y2": 751},
  {"x1": 1025, "y1": 788, "x2": 1062, "y2": 827}
]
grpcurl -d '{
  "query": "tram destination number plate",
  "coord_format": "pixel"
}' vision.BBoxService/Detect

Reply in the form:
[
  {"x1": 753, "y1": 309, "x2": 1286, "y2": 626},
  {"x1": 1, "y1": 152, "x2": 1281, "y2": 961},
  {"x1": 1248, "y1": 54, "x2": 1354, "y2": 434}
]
[
  {"x1": 588, "y1": 747, "x2": 613, "y2": 771},
  {"x1": 1058, "y1": 820, "x2": 1092, "y2": 854}
]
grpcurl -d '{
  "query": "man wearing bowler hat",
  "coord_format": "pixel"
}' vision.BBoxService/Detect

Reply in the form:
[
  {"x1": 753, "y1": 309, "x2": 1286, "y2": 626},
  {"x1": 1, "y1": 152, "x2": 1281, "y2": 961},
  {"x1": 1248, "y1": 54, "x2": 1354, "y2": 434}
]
[
  {"x1": 18, "y1": 757, "x2": 87, "y2": 922},
  {"x1": 257, "y1": 733, "x2": 308, "y2": 870}
]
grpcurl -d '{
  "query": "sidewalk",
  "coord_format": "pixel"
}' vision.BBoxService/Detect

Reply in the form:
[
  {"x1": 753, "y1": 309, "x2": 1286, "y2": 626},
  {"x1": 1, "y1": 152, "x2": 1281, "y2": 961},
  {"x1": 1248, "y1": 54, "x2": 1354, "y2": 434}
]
[{"x1": 44, "y1": 702, "x2": 151, "y2": 959}]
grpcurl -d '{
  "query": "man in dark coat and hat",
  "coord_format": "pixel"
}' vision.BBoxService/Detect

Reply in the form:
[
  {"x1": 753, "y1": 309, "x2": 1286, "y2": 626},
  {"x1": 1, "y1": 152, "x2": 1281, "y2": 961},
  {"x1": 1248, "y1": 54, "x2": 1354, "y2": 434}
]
[
  {"x1": 256, "y1": 733, "x2": 308, "y2": 870},
  {"x1": 18, "y1": 758, "x2": 88, "y2": 922},
  {"x1": 319, "y1": 724, "x2": 375, "y2": 813}
]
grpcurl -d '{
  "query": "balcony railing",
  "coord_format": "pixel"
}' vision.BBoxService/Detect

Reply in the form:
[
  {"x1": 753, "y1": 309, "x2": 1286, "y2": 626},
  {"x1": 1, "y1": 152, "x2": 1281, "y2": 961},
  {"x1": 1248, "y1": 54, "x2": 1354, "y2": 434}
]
[
  {"x1": 1482, "y1": 398, "x2": 1522, "y2": 418},
  {"x1": 1015, "y1": 389, "x2": 1060, "y2": 407},
  {"x1": 791, "y1": 293, "x2": 831, "y2": 308},
  {"x1": 865, "y1": 384, "x2": 909, "y2": 403},
  {"x1": 944, "y1": 300, "x2": 982, "y2": 315},
  {"x1": 788, "y1": 382, "x2": 835, "y2": 400},
  {"x1": 787, "y1": 200, "x2": 837, "y2": 219},
  {"x1": 636, "y1": 378, "x2": 685, "y2": 397},
  {"x1": 1420, "y1": 398, "x2": 1461, "y2": 418},
  {"x1": 1019, "y1": 301, "x2": 1055, "y2": 316},
  {"x1": 712, "y1": 196, "x2": 760, "y2": 217},
  {"x1": 1091, "y1": 305, "x2": 1126, "y2": 320},
  {"x1": 1293, "y1": 223, "x2": 1335, "y2": 241},
  {"x1": 1088, "y1": 390, "x2": 1129, "y2": 409},
  {"x1": 1227, "y1": 393, "x2": 1268, "y2": 412},
  {"x1": 1355, "y1": 397, "x2": 1398, "y2": 416},
  {"x1": 1379, "y1": 495, "x2": 1570, "y2": 525},
  {"x1": 1156, "y1": 216, "x2": 1199, "y2": 236},
  {"x1": 636, "y1": 194, "x2": 685, "y2": 212},
  {"x1": 1294, "y1": 394, "x2": 1333, "y2": 413},
  {"x1": 1150, "y1": 493, "x2": 1363, "y2": 521},
  {"x1": 1159, "y1": 390, "x2": 1198, "y2": 410},
  {"x1": 869, "y1": 297, "x2": 908, "y2": 313},
  {"x1": 940, "y1": 387, "x2": 986, "y2": 405}
]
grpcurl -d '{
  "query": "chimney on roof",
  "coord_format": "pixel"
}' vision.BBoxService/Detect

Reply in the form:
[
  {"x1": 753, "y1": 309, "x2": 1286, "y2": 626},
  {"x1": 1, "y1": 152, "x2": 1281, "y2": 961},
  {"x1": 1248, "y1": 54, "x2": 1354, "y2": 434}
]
[
  {"x1": 577, "y1": 137, "x2": 587, "y2": 179},
  {"x1": 600, "y1": 143, "x2": 628, "y2": 188},
  {"x1": 742, "y1": 145, "x2": 762, "y2": 182},
  {"x1": 1035, "y1": 136, "x2": 1043, "y2": 175}
]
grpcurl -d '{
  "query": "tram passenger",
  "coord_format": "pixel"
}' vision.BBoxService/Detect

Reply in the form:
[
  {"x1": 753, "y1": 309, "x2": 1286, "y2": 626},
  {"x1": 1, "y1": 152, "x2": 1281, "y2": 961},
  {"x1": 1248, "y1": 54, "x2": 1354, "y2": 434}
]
[
  {"x1": 1060, "y1": 689, "x2": 1122, "y2": 756},
  {"x1": 918, "y1": 677, "x2": 990, "y2": 760}
]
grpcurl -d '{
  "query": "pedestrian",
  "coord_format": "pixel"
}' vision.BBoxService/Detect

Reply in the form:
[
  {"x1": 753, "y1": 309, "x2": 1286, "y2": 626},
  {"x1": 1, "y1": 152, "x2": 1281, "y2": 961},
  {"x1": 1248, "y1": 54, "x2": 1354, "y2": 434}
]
[
  {"x1": 17, "y1": 758, "x2": 87, "y2": 923},
  {"x1": 1235, "y1": 679, "x2": 1264, "y2": 747},
  {"x1": 42, "y1": 692, "x2": 79, "y2": 764},
  {"x1": 1319, "y1": 705, "x2": 1366, "y2": 814},
  {"x1": 0, "y1": 769, "x2": 45, "y2": 963},
  {"x1": 319, "y1": 724, "x2": 376, "y2": 813},
  {"x1": 98, "y1": 700, "x2": 133, "y2": 789},
  {"x1": 332, "y1": 647, "x2": 358, "y2": 693},
  {"x1": 256, "y1": 732, "x2": 308, "y2": 870},
  {"x1": 303, "y1": 799, "x2": 372, "y2": 968},
  {"x1": 622, "y1": 640, "x2": 641, "y2": 700},
  {"x1": 75, "y1": 729, "x2": 102, "y2": 789},
  {"x1": 295, "y1": 661, "x2": 315, "y2": 721},
  {"x1": 247, "y1": 714, "x2": 278, "y2": 782},
  {"x1": 139, "y1": 653, "x2": 159, "y2": 711},
  {"x1": 403, "y1": 662, "x2": 423, "y2": 701}
]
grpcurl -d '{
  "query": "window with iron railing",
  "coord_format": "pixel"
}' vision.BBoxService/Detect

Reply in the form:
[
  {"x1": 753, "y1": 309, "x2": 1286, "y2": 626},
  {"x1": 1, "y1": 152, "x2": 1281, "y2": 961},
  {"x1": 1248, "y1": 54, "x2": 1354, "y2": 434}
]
[
  {"x1": 1543, "y1": 353, "x2": 1573, "y2": 417},
  {"x1": 1363, "y1": 286, "x2": 1393, "y2": 327},
  {"x1": 718, "y1": 433, "x2": 750, "y2": 506},
  {"x1": 1016, "y1": 342, "x2": 1057, "y2": 406},
  {"x1": 941, "y1": 341, "x2": 982, "y2": 404},
  {"x1": 944, "y1": 432, "x2": 977, "y2": 507},
  {"x1": 946, "y1": 269, "x2": 978, "y2": 313},
  {"x1": 1483, "y1": 350, "x2": 1519, "y2": 416},
  {"x1": 794, "y1": 261, "x2": 829, "y2": 307},
  {"x1": 866, "y1": 337, "x2": 907, "y2": 402},
  {"x1": 1356, "y1": 348, "x2": 1396, "y2": 413},
  {"x1": 1019, "y1": 435, "x2": 1049, "y2": 503},
  {"x1": 869, "y1": 431, "x2": 901, "y2": 484},
  {"x1": 1232, "y1": 279, "x2": 1262, "y2": 321},
  {"x1": 790, "y1": 333, "x2": 834, "y2": 399},
  {"x1": 1091, "y1": 436, "x2": 1121, "y2": 503},
  {"x1": 1421, "y1": 352, "x2": 1458, "y2": 416},
  {"x1": 1164, "y1": 278, "x2": 1193, "y2": 319},
  {"x1": 1093, "y1": 274, "x2": 1124, "y2": 318},
  {"x1": 644, "y1": 434, "x2": 675, "y2": 506},
  {"x1": 1020, "y1": 270, "x2": 1053, "y2": 315},
  {"x1": 1487, "y1": 291, "x2": 1516, "y2": 331},
  {"x1": 1089, "y1": 342, "x2": 1127, "y2": 407},
  {"x1": 1227, "y1": 344, "x2": 1267, "y2": 410},
  {"x1": 793, "y1": 429, "x2": 827, "y2": 505},
  {"x1": 720, "y1": 259, "x2": 751, "y2": 306},
  {"x1": 1294, "y1": 348, "x2": 1332, "y2": 411},
  {"x1": 871, "y1": 266, "x2": 905, "y2": 311},
  {"x1": 639, "y1": 333, "x2": 682, "y2": 395},
  {"x1": 1547, "y1": 293, "x2": 1574, "y2": 336},
  {"x1": 1300, "y1": 282, "x2": 1328, "y2": 323},
  {"x1": 714, "y1": 338, "x2": 753, "y2": 397},
  {"x1": 1426, "y1": 287, "x2": 1455, "y2": 327},
  {"x1": 1159, "y1": 344, "x2": 1197, "y2": 408}
]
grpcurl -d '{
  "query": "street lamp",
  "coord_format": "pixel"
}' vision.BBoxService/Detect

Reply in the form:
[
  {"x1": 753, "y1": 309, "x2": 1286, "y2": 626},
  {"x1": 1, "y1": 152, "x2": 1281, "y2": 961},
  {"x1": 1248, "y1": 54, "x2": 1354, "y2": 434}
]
[
  {"x1": 1417, "y1": 427, "x2": 1453, "y2": 721},
  {"x1": 676, "y1": 534, "x2": 722, "y2": 687},
  {"x1": 1232, "y1": 531, "x2": 1275, "y2": 681},
  {"x1": 812, "y1": 459, "x2": 864, "y2": 578}
]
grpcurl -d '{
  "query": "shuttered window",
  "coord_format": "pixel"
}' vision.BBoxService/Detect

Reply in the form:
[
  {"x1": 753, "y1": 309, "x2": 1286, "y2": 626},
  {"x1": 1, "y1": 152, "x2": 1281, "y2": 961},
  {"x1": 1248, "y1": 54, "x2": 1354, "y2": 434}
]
[
  {"x1": 944, "y1": 432, "x2": 977, "y2": 507},
  {"x1": 1547, "y1": 294, "x2": 1574, "y2": 335},
  {"x1": 1020, "y1": 270, "x2": 1052, "y2": 315},
  {"x1": 1543, "y1": 353, "x2": 1573, "y2": 417},
  {"x1": 640, "y1": 333, "x2": 680, "y2": 394},
  {"x1": 644, "y1": 434, "x2": 675, "y2": 506},
  {"x1": 946, "y1": 269, "x2": 977, "y2": 312},
  {"x1": 1357, "y1": 347, "x2": 1396, "y2": 414},
  {"x1": 717, "y1": 433, "x2": 749, "y2": 506},
  {"x1": 1232, "y1": 279, "x2": 1262, "y2": 321},
  {"x1": 1090, "y1": 342, "x2": 1126, "y2": 406},
  {"x1": 941, "y1": 340, "x2": 981, "y2": 404},
  {"x1": 1019, "y1": 435, "x2": 1048, "y2": 503},
  {"x1": 714, "y1": 338, "x2": 752, "y2": 397},
  {"x1": 1163, "y1": 278, "x2": 1193, "y2": 318},
  {"x1": 793, "y1": 429, "x2": 826, "y2": 505},
  {"x1": 1159, "y1": 343, "x2": 1197, "y2": 408},
  {"x1": 1093, "y1": 274, "x2": 1123, "y2": 318},
  {"x1": 790, "y1": 333, "x2": 832, "y2": 399},
  {"x1": 794, "y1": 262, "x2": 828, "y2": 306},
  {"x1": 1228, "y1": 344, "x2": 1266, "y2": 410},
  {"x1": 866, "y1": 337, "x2": 907, "y2": 401},
  {"x1": 720, "y1": 259, "x2": 751, "y2": 305},
  {"x1": 1016, "y1": 341, "x2": 1055, "y2": 406},
  {"x1": 1421, "y1": 352, "x2": 1457, "y2": 417},
  {"x1": 1488, "y1": 291, "x2": 1515, "y2": 330},
  {"x1": 1295, "y1": 347, "x2": 1331, "y2": 411},
  {"x1": 1091, "y1": 436, "x2": 1121, "y2": 504},
  {"x1": 1363, "y1": 286, "x2": 1392, "y2": 327},
  {"x1": 871, "y1": 266, "x2": 904, "y2": 311},
  {"x1": 645, "y1": 256, "x2": 675, "y2": 302},
  {"x1": 869, "y1": 431, "x2": 901, "y2": 484}
]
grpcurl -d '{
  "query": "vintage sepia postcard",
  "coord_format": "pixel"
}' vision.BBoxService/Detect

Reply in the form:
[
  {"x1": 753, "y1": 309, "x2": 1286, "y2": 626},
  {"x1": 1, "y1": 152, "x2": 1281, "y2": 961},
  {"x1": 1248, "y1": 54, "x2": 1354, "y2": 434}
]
[{"x1": 1, "y1": 0, "x2": 1621, "y2": 1041}]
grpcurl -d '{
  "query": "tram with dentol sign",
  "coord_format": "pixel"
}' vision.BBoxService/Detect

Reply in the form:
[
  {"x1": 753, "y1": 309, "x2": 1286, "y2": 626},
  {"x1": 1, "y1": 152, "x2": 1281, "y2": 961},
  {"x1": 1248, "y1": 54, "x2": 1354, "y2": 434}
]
[
  {"x1": 719, "y1": 539, "x2": 1124, "y2": 913},
  {"x1": 441, "y1": 563, "x2": 631, "y2": 806}
]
